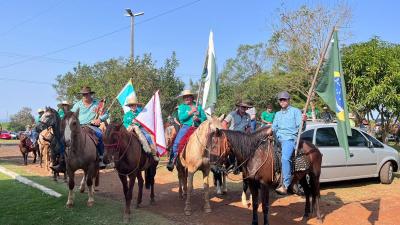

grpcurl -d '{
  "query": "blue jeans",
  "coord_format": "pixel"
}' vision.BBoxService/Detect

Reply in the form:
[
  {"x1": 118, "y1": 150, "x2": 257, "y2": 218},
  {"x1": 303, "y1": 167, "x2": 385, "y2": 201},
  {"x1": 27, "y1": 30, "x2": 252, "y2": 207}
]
[
  {"x1": 171, "y1": 125, "x2": 191, "y2": 158},
  {"x1": 140, "y1": 127, "x2": 153, "y2": 145},
  {"x1": 90, "y1": 126, "x2": 104, "y2": 156},
  {"x1": 250, "y1": 120, "x2": 257, "y2": 132},
  {"x1": 280, "y1": 139, "x2": 295, "y2": 188}
]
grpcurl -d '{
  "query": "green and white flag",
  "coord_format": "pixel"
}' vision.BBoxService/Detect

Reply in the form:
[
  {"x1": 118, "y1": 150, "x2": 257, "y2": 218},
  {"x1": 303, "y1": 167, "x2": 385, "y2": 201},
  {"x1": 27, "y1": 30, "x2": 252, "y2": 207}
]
[
  {"x1": 316, "y1": 31, "x2": 352, "y2": 158},
  {"x1": 202, "y1": 30, "x2": 218, "y2": 115}
]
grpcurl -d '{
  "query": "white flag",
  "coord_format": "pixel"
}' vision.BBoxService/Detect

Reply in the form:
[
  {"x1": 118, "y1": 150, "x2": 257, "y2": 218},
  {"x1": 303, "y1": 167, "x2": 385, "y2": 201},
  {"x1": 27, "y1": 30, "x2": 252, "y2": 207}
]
[
  {"x1": 134, "y1": 90, "x2": 167, "y2": 156},
  {"x1": 202, "y1": 30, "x2": 218, "y2": 115}
]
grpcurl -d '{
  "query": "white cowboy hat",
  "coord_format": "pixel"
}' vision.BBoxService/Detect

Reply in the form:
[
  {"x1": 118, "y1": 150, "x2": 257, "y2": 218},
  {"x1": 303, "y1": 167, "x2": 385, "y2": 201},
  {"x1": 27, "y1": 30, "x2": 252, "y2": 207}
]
[
  {"x1": 37, "y1": 108, "x2": 44, "y2": 113},
  {"x1": 57, "y1": 100, "x2": 71, "y2": 108},
  {"x1": 179, "y1": 90, "x2": 196, "y2": 98},
  {"x1": 125, "y1": 96, "x2": 143, "y2": 106}
]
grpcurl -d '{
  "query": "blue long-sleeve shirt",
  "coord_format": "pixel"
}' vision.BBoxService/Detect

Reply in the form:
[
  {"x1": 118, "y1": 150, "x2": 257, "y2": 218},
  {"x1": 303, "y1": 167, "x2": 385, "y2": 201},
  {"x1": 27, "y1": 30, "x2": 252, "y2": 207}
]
[
  {"x1": 272, "y1": 106, "x2": 303, "y2": 141},
  {"x1": 71, "y1": 99, "x2": 109, "y2": 125}
]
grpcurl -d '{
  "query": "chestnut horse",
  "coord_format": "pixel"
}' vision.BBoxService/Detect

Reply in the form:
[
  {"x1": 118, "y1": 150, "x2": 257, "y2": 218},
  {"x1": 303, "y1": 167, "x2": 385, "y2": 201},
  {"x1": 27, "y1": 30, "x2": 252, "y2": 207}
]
[
  {"x1": 18, "y1": 133, "x2": 39, "y2": 165},
  {"x1": 177, "y1": 115, "x2": 224, "y2": 216},
  {"x1": 207, "y1": 127, "x2": 323, "y2": 225},
  {"x1": 62, "y1": 111, "x2": 99, "y2": 208},
  {"x1": 103, "y1": 122, "x2": 158, "y2": 223},
  {"x1": 38, "y1": 127, "x2": 53, "y2": 171}
]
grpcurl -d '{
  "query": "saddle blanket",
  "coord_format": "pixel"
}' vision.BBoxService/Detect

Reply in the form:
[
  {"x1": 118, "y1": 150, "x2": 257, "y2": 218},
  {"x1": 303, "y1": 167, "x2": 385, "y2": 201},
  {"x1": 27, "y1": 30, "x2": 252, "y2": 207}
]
[{"x1": 177, "y1": 126, "x2": 197, "y2": 154}]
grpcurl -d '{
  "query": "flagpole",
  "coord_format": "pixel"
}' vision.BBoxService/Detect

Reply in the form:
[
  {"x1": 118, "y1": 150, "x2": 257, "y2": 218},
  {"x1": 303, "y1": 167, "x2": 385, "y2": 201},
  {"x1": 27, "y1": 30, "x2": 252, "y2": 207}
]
[{"x1": 295, "y1": 26, "x2": 337, "y2": 156}]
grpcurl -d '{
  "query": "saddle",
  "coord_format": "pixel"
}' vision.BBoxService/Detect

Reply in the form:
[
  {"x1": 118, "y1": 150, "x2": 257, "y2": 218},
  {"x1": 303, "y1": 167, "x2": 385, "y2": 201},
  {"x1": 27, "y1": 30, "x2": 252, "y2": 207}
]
[
  {"x1": 177, "y1": 126, "x2": 197, "y2": 155},
  {"x1": 273, "y1": 140, "x2": 311, "y2": 178},
  {"x1": 82, "y1": 126, "x2": 99, "y2": 146}
]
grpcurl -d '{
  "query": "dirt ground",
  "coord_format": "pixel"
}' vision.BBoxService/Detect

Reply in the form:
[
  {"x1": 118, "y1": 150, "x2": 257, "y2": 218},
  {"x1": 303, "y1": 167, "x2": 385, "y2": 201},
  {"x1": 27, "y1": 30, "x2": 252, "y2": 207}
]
[{"x1": 1, "y1": 145, "x2": 400, "y2": 225}]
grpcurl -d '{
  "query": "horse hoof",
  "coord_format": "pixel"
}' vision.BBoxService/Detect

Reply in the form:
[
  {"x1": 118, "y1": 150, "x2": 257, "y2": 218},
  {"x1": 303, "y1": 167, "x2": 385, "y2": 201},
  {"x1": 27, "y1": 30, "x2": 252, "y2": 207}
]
[
  {"x1": 150, "y1": 199, "x2": 156, "y2": 205},
  {"x1": 134, "y1": 204, "x2": 140, "y2": 209},
  {"x1": 66, "y1": 203, "x2": 73, "y2": 208},
  {"x1": 184, "y1": 210, "x2": 192, "y2": 216},
  {"x1": 80, "y1": 189, "x2": 85, "y2": 193},
  {"x1": 87, "y1": 201, "x2": 94, "y2": 207}
]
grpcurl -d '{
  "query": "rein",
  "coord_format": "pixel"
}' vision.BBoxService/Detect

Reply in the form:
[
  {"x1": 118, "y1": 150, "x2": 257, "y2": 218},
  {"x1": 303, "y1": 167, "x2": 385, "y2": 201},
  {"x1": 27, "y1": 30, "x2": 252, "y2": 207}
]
[{"x1": 104, "y1": 130, "x2": 141, "y2": 177}]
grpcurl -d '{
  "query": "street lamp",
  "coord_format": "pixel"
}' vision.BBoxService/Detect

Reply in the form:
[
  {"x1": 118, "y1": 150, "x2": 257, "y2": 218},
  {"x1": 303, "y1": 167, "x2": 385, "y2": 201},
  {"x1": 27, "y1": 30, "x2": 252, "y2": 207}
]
[{"x1": 125, "y1": 8, "x2": 144, "y2": 60}]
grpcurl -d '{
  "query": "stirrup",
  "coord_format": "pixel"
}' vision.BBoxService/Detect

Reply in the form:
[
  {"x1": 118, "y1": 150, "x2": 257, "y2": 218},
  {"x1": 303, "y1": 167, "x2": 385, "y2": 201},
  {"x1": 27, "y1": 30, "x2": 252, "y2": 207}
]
[{"x1": 99, "y1": 161, "x2": 106, "y2": 169}]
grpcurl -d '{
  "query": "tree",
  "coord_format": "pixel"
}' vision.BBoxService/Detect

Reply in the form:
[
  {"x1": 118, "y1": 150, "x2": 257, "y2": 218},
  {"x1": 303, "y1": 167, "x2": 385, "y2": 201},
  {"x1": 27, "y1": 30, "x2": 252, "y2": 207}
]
[
  {"x1": 267, "y1": 3, "x2": 352, "y2": 101},
  {"x1": 8, "y1": 107, "x2": 34, "y2": 131},
  {"x1": 53, "y1": 53, "x2": 184, "y2": 121},
  {"x1": 342, "y1": 37, "x2": 400, "y2": 142}
]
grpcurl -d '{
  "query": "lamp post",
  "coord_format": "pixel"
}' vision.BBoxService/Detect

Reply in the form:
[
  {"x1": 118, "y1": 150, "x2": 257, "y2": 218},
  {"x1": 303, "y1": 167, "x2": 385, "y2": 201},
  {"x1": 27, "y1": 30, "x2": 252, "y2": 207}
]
[{"x1": 125, "y1": 8, "x2": 144, "y2": 60}]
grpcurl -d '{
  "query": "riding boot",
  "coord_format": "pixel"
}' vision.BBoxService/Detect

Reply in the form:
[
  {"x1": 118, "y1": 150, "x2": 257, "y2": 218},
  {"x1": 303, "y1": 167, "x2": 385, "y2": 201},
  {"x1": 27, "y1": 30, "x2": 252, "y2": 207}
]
[
  {"x1": 150, "y1": 144, "x2": 160, "y2": 161},
  {"x1": 166, "y1": 153, "x2": 175, "y2": 172},
  {"x1": 99, "y1": 155, "x2": 106, "y2": 169},
  {"x1": 50, "y1": 157, "x2": 66, "y2": 173}
]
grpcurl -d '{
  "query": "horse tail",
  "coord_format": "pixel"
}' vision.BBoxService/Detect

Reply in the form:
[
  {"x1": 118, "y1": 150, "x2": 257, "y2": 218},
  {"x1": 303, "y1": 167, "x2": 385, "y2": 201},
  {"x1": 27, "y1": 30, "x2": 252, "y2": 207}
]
[{"x1": 145, "y1": 163, "x2": 157, "y2": 189}]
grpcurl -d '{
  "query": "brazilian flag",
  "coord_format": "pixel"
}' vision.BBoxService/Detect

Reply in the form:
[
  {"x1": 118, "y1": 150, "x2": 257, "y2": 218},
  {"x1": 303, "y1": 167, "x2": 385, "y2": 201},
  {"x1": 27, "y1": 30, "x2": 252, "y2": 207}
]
[{"x1": 316, "y1": 31, "x2": 352, "y2": 158}]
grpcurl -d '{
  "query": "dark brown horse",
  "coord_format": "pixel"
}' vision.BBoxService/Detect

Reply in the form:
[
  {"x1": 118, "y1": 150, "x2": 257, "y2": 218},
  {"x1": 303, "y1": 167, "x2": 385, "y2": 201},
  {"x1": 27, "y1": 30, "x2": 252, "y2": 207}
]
[
  {"x1": 61, "y1": 111, "x2": 99, "y2": 208},
  {"x1": 18, "y1": 133, "x2": 39, "y2": 165},
  {"x1": 207, "y1": 127, "x2": 322, "y2": 225},
  {"x1": 103, "y1": 122, "x2": 158, "y2": 223}
]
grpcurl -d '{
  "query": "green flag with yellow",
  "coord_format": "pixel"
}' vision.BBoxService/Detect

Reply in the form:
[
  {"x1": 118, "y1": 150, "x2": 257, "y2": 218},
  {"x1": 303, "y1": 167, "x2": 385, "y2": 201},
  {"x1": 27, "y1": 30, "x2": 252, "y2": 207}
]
[{"x1": 316, "y1": 31, "x2": 352, "y2": 158}]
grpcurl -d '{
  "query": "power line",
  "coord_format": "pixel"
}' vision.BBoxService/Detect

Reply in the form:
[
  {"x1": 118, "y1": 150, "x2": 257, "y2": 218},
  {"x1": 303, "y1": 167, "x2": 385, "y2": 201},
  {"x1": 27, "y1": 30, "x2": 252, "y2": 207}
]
[
  {"x1": 0, "y1": 76, "x2": 53, "y2": 86},
  {"x1": 0, "y1": 0, "x2": 64, "y2": 37},
  {"x1": 0, "y1": 51, "x2": 80, "y2": 65},
  {"x1": 0, "y1": 0, "x2": 202, "y2": 70}
]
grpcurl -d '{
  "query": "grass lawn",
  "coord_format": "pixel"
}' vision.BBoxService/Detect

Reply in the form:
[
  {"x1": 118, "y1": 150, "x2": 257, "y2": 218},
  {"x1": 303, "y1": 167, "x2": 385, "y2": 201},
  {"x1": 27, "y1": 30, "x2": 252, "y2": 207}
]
[{"x1": 0, "y1": 162, "x2": 173, "y2": 225}]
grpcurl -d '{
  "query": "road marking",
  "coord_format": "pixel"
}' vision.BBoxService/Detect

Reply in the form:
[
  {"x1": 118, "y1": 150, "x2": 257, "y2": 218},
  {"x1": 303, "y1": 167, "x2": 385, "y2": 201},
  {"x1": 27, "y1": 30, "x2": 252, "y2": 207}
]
[{"x1": 0, "y1": 165, "x2": 62, "y2": 198}]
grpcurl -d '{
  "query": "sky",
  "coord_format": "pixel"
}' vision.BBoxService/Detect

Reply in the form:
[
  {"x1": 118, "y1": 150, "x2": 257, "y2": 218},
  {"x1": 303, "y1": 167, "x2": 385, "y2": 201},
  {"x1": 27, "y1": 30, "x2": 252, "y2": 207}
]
[{"x1": 0, "y1": 0, "x2": 399, "y2": 121}]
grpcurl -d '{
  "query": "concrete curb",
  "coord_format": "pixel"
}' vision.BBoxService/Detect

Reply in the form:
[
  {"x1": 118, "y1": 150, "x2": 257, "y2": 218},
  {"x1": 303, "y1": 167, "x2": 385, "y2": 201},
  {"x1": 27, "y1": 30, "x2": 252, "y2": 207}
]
[{"x1": 0, "y1": 165, "x2": 62, "y2": 198}]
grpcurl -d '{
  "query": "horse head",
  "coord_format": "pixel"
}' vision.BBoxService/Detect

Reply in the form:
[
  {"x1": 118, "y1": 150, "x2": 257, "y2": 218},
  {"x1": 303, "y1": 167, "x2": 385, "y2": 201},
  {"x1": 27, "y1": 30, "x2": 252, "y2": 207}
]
[
  {"x1": 103, "y1": 121, "x2": 125, "y2": 164},
  {"x1": 207, "y1": 128, "x2": 231, "y2": 166},
  {"x1": 39, "y1": 107, "x2": 61, "y2": 137},
  {"x1": 63, "y1": 110, "x2": 80, "y2": 148}
]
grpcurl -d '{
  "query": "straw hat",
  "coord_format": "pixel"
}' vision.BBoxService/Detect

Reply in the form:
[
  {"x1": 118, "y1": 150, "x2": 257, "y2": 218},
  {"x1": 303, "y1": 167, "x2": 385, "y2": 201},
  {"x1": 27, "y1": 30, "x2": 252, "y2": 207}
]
[
  {"x1": 125, "y1": 96, "x2": 143, "y2": 106},
  {"x1": 78, "y1": 86, "x2": 95, "y2": 94},
  {"x1": 57, "y1": 100, "x2": 71, "y2": 108},
  {"x1": 179, "y1": 90, "x2": 196, "y2": 98},
  {"x1": 37, "y1": 108, "x2": 44, "y2": 113}
]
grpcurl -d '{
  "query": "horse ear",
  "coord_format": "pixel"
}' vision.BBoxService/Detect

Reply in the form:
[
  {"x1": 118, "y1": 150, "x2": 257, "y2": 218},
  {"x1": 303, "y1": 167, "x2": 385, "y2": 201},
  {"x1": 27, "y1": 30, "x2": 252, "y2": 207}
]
[
  {"x1": 215, "y1": 128, "x2": 221, "y2": 136},
  {"x1": 218, "y1": 114, "x2": 225, "y2": 122}
]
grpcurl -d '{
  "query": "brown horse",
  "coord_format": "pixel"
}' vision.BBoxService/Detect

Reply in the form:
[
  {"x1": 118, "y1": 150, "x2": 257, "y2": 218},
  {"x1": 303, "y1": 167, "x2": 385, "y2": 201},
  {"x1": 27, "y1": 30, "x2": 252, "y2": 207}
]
[
  {"x1": 103, "y1": 122, "x2": 158, "y2": 223},
  {"x1": 177, "y1": 115, "x2": 224, "y2": 216},
  {"x1": 61, "y1": 111, "x2": 99, "y2": 208},
  {"x1": 207, "y1": 127, "x2": 323, "y2": 225},
  {"x1": 18, "y1": 133, "x2": 39, "y2": 165},
  {"x1": 38, "y1": 127, "x2": 53, "y2": 171}
]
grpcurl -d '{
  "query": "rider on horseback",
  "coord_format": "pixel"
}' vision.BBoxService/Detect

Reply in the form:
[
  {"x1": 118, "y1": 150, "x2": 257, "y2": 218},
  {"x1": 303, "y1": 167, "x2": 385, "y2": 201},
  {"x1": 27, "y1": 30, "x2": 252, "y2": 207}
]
[
  {"x1": 51, "y1": 86, "x2": 109, "y2": 173},
  {"x1": 123, "y1": 95, "x2": 159, "y2": 161},
  {"x1": 272, "y1": 91, "x2": 307, "y2": 195},
  {"x1": 57, "y1": 100, "x2": 72, "y2": 120},
  {"x1": 166, "y1": 90, "x2": 207, "y2": 171}
]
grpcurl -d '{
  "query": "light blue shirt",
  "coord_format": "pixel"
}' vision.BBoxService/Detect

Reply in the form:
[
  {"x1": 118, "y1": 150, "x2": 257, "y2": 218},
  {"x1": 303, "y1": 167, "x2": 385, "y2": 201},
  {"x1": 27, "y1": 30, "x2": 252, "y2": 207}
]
[
  {"x1": 272, "y1": 106, "x2": 303, "y2": 141},
  {"x1": 71, "y1": 99, "x2": 109, "y2": 125}
]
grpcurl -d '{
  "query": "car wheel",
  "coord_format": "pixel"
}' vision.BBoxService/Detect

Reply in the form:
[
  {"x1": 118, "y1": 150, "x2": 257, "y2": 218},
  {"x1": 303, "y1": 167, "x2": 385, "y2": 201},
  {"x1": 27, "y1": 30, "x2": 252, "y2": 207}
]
[{"x1": 379, "y1": 161, "x2": 394, "y2": 184}]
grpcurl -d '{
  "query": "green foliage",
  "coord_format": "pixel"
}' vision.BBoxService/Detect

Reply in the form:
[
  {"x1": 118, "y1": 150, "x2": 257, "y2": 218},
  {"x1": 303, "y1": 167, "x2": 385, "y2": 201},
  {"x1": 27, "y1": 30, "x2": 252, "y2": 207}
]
[
  {"x1": 8, "y1": 107, "x2": 34, "y2": 131},
  {"x1": 53, "y1": 53, "x2": 184, "y2": 121},
  {"x1": 341, "y1": 37, "x2": 400, "y2": 140}
]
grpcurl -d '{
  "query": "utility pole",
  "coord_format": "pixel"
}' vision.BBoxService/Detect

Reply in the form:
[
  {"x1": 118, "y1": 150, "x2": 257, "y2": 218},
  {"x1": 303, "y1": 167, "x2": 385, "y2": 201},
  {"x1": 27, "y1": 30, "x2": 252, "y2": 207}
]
[{"x1": 125, "y1": 8, "x2": 144, "y2": 61}]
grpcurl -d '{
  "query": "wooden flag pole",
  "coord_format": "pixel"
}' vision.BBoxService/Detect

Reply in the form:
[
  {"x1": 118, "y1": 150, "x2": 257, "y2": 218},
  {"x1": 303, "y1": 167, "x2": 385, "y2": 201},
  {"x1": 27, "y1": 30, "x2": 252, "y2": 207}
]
[{"x1": 295, "y1": 26, "x2": 337, "y2": 156}]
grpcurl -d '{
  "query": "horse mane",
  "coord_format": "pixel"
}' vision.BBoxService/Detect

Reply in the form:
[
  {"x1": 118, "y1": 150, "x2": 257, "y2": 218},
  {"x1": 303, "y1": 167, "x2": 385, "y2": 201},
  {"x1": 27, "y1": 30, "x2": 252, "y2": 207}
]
[
  {"x1": 218, "y1": 127, "x2": 272, "y2": 160},
  {"x1": 45, "y1": 106, "x2": 61, "y2": 139}
]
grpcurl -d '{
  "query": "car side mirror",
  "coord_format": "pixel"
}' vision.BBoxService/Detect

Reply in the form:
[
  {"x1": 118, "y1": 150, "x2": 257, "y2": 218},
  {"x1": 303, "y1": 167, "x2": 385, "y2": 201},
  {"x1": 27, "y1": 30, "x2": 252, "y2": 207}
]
[{"x1": 367, "y1": 141, "x2": 374, "y2": 148}]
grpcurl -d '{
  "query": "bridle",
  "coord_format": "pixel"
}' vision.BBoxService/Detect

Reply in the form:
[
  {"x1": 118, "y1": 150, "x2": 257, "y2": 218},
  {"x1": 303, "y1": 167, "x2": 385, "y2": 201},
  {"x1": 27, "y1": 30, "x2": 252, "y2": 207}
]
[{"x1": 104, "y1": 129, "x2": 140, "y2": 176}]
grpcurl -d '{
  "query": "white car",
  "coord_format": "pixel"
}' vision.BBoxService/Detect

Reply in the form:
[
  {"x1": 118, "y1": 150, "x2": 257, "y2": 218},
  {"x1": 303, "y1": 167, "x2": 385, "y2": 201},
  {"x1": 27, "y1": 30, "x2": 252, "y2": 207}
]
[{"x1": 301, "y1": 123, "x2": 399, "y2": 184}]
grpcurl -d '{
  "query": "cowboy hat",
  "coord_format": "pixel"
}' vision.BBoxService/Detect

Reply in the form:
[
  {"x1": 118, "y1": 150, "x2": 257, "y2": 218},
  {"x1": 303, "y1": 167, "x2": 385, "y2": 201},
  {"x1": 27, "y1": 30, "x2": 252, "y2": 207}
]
[
  {"x1": 57, "y1": 100, "x2": 71, "y2": 108},
  {"x1": 125, "y1": 96, "x2": 143, "y2": 106},
  {"x1": 37, "y1": 108, "x2": 44, "y2": 113},
  {"x1": 179, "y1": 90, "x2": 196, "y2": 98},
  {"x1": 348, "y1": 113, "x2": 355, "y2": 119},
  {"x1": 78, "y1": 86, "x2": 95, "y2": 94},
  {"x1": 235, "y1": 100, "x2": 253, "y2": 108}
]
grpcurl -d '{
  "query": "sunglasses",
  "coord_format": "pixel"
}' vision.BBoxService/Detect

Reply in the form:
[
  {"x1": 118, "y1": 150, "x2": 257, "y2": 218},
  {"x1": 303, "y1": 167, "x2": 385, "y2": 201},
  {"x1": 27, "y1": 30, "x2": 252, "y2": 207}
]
[{"x1": 279, "y1": 98, "x2": 288, "y2": 102}]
